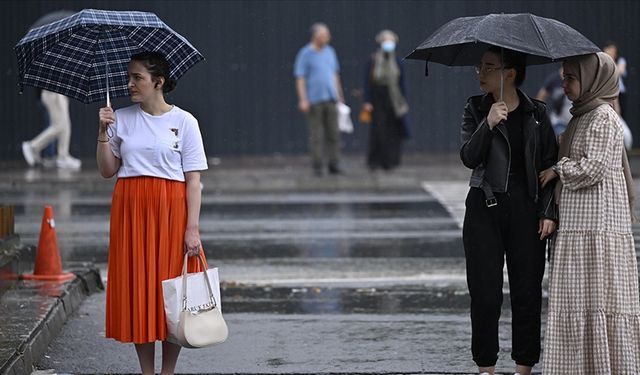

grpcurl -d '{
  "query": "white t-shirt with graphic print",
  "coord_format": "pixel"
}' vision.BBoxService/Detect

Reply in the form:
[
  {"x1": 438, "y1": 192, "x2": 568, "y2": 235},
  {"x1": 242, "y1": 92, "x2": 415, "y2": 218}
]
[{"x1": 109, "y1": 104, "x2": 208, "y2": 182}]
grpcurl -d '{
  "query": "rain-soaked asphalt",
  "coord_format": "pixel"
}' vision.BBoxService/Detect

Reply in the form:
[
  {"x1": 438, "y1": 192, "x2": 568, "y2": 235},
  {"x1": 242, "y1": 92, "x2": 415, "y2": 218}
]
[{"x1": 5, "y1": 154, "x2": 638, "y2": 374}]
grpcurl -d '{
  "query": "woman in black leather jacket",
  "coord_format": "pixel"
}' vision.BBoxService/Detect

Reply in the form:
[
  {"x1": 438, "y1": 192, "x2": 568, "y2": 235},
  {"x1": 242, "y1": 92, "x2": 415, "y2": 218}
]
[{"x1": 459, "y1": 46, "x2": 558, "y2": 375}]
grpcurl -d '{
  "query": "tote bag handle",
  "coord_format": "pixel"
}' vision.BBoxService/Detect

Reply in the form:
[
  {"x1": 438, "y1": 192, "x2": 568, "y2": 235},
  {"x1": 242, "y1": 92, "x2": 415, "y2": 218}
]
[{"x1": 180, "y1": 253, "x2": 217, "y2": 311}]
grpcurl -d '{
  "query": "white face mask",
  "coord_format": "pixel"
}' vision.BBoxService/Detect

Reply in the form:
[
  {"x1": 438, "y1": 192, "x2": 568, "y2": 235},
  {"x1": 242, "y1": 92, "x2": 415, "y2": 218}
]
[{"x1": 381, "y1": 40, "x2": 396, "y2": 53}]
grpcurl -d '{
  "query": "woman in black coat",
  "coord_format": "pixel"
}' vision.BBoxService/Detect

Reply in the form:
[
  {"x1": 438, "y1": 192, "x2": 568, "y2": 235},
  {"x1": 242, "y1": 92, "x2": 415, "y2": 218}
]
[
  {"x1": 459, "y1": 46, "x2": 558, "y2": 375},
  {"x1": 362, "y1": 30, "x2": 409, "y2": 171}
]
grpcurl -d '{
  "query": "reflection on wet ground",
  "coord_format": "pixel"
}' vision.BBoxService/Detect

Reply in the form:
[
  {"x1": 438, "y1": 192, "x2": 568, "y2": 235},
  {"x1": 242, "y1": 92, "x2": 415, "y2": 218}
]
[
  {"x1": 12, "y1": 200, "x2": 450, "y2": 219},
  {"x1": 222, "y1": 284, "x2": 473, "y2": 314},
  {"x1": 14, "y1": 191, "x2": 464, "y2": 264},
  {"x1": 220, "y1": 284, "x2": 548, "y2": 315},
  {"x1": 54, "y1": 236, "x2": 464, "y2": 262}
]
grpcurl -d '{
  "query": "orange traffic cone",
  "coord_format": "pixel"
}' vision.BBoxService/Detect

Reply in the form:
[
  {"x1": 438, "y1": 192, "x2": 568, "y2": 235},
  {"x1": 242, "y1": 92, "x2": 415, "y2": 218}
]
[{"x1": 22, "y1": 205, "x2": 75, "y2": 282}]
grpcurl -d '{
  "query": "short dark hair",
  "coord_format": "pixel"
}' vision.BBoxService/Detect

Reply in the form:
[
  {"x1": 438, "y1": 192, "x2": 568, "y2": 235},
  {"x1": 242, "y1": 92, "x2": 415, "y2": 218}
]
[
  {"x1": 130, "y1": 51, "x2": 176, "y2": 93},
  {"x1": 487, "y1": 46, "x2": 527, "y2": 87}
]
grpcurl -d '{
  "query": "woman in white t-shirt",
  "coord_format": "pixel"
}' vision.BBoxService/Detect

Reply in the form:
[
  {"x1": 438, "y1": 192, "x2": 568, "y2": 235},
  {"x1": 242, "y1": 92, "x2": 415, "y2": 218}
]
[{"x1": 97, "y1": 51, "x2": 208, "y2": 375}]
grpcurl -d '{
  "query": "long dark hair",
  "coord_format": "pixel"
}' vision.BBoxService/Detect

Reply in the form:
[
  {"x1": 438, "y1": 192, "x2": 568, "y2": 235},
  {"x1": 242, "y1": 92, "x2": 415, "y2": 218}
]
[
  {"x1": 130, "y1": 51, "x2": 177, "y2": 93},
  {"x1": 487, "y1": 46, "x2": 527, "y2": 87}
]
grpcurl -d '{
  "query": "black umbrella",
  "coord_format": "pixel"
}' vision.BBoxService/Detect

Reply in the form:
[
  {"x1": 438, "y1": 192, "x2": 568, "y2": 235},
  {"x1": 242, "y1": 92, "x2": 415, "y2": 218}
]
[{"x1": 405, "y1": 13, "x2": 600, "y2": 98}]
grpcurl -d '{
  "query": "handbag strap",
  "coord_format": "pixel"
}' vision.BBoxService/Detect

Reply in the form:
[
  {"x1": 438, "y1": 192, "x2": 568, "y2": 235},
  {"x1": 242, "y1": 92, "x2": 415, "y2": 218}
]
[{"x1": 181, "y1": 253, "x2": 218, "y2": 311}]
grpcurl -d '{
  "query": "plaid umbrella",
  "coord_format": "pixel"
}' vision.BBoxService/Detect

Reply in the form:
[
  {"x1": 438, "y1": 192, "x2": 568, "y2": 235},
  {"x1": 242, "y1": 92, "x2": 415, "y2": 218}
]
[{"x1": 15, "y1": 8, "x2": 204, "y2": 104}]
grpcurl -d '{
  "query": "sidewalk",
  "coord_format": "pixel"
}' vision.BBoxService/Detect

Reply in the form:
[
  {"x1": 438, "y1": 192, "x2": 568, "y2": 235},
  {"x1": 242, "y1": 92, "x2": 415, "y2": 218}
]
[
  {"x1": 2, "y1": 151, "x2": 639, "y2": 374},
  {"x1": 0, "y1": 264, "x2": 103, "y2": 375}
]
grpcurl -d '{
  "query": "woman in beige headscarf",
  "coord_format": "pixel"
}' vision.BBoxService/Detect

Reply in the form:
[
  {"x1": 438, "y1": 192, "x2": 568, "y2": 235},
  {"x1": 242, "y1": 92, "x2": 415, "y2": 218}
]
[
  {"x1": 361, "y1": 29, "x2": 409, "y2": 171},
  {"x1": 539, "y1": 52, "x2": 640, "y2": 374}
]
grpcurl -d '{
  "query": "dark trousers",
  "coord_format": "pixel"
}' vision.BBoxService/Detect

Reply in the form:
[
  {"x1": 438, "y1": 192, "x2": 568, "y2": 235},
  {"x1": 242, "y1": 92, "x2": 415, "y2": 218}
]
[
  {"x1": 619, "y1": 92, "x2": 627, "y2": 119},
  {"x1": 367, "y1": 84, "x2": 403, "y2": 170},
  {"x1": 462, "y1": 179, "x2": 546, "y2": 367},
  {"x1": 306, "y1": 101, "x2": 340, "y2": 169},
  {"x1": 367, "y1": 115, "x2": 403, "y2": 170}
]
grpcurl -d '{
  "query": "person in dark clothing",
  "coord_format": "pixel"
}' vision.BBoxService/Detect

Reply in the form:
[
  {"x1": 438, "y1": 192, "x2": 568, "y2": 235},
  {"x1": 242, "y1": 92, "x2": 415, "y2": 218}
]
[
  {"x1": 362, "y1": 30, "x2": 409, "y2": 171},
  {"x1": 459, "y1": 46, "x2": 558, "y2": 375}
]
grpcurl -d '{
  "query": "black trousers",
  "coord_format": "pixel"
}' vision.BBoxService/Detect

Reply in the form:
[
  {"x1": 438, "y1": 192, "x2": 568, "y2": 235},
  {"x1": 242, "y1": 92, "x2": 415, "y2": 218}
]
[
  {"x1": 462, "y1": 179, "x2": 546, "y2": 367},
  {"x1": 367, "y1": 84, "x2": 403, "y2": 170}
]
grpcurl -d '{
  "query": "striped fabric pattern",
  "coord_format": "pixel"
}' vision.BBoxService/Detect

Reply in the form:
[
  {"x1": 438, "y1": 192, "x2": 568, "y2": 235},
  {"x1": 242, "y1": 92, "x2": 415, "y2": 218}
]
[{"x1": 15, "y1": 9, "x2": 204, "y2": 103}]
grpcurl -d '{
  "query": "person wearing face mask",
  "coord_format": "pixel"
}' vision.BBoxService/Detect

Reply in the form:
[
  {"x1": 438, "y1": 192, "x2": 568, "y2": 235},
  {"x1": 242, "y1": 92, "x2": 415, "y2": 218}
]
[
  {"x1": 361, "y1": 29, "x2": 409, "y2": 171},
  {"x1": 539, "y1": 52, "x2": 640, "y2": 374}
]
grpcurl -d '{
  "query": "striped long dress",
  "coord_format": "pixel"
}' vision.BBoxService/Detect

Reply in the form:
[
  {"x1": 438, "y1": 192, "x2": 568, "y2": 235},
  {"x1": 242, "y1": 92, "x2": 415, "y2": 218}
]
[{"x1": 543, "y1": 104, "x2": 640, "y2": 374}]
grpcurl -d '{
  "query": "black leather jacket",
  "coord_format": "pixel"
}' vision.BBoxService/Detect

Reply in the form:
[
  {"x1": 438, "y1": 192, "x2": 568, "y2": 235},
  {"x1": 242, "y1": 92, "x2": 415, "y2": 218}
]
[{"x1": 460, "y1": 90, "x2": 558, "y2": 220}]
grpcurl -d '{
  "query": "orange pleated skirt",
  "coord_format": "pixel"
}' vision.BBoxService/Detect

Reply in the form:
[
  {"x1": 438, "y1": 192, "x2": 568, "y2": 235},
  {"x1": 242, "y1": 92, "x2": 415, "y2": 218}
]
[{"x1": 105, "y1": 176, "x2": 206, "y2": 343}]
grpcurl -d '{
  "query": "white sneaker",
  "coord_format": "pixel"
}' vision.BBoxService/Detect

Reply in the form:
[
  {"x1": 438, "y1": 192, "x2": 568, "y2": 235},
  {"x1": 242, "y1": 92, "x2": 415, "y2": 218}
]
[
  {"x1": 480, "y1": 373, "x2": 491, "y2": 375},
  {"x1": 41, "y1": 157, "x2": 57, "y2": 169},
  {"x1": 21, "y1": 142, "x2": 38, "y2": 167},
  {"x1": 56, "y1": 155, "x2": 82, "y2": 170}
]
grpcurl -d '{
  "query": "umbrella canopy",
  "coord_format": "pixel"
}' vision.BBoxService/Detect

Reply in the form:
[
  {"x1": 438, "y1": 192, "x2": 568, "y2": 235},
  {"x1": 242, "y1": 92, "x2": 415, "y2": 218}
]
[
  {"x1": 406, "y1": 13, "x2": 600, "y2": 69},
  {"x1": 15, "y1": 8, "x2": 204, "y2": 104}
]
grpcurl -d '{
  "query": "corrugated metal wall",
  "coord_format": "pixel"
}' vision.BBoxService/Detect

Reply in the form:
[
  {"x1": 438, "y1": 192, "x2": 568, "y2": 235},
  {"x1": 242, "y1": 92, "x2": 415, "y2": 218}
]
[{"x1": 2, "y1": 0, "x2": 638, "y2": 159}]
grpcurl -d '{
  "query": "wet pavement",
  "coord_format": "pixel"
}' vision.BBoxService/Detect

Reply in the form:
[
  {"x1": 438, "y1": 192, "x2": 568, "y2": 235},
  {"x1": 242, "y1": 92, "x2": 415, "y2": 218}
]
[
  {"x1": 37, "y1": 291, "x2": 526, "y2": 374},
  {"x1": 0, "y1": 266, "x2": 102, "y2": 375},
  {"x1": 1, "y1": 153, "x2": 638, "y2": 374}
]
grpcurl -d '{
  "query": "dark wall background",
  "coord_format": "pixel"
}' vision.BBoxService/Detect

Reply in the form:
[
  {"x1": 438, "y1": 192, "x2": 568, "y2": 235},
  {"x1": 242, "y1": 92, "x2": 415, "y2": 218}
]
[{"x1": 2, "y1": 0, "x2": 638, "y2": 159}]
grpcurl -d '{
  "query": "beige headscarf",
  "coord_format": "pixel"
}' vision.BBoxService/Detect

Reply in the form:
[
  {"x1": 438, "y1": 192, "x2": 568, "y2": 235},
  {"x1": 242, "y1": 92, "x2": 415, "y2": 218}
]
[
  {"x1": 566, "y1": 52, "x2": 619, "y2": 116},
  {"x1": 555, "y1": 52, "x2": 635, "y2": 220}
]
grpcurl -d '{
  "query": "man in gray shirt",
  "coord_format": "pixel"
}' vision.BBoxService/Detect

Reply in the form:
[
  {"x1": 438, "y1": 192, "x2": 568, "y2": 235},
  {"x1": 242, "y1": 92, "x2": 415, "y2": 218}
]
[{"x1": 294, "y1": 23, "x2": 345, "y2": 176}]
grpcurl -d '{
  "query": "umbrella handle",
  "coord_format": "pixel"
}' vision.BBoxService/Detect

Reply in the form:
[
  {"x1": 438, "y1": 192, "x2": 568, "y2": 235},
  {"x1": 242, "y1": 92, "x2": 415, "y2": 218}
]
[
  {"x1": 500, "y1": 47, "x2": 504, "y2": 101},
  {"x1": 100, "y1": 29, "x2": 111, "y2": 108},
  {"x1": 500, "y1": 71, "x2": 504, "y2": 101},
  {"x1": 105, "y1": 58, "x2": 111, "y2": 108}
]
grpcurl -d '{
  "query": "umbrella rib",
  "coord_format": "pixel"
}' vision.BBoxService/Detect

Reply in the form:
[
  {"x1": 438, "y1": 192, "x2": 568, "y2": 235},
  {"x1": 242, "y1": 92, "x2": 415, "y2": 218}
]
[
  {"x1": 530, "y1": 17, "x2": 551, "y2": 58},
  {"x1": 447, "y1": 41, "x2": 486, "y2": 66},
  {"x1": 449, "y1": 43, "x2": 472, "y2": 66}
]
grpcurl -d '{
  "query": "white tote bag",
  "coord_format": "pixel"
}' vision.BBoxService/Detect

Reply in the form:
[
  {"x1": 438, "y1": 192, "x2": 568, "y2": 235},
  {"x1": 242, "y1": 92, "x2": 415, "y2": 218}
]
[
  {"x1": 162, "y1": 254, "x2": 228, "y2": 348},
  {"x1": 337, "y1": 102, "x2": 354, "y2": 133},
  {"x1": 619, "y1": 115, "x2": 633, "y2": 151}
]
